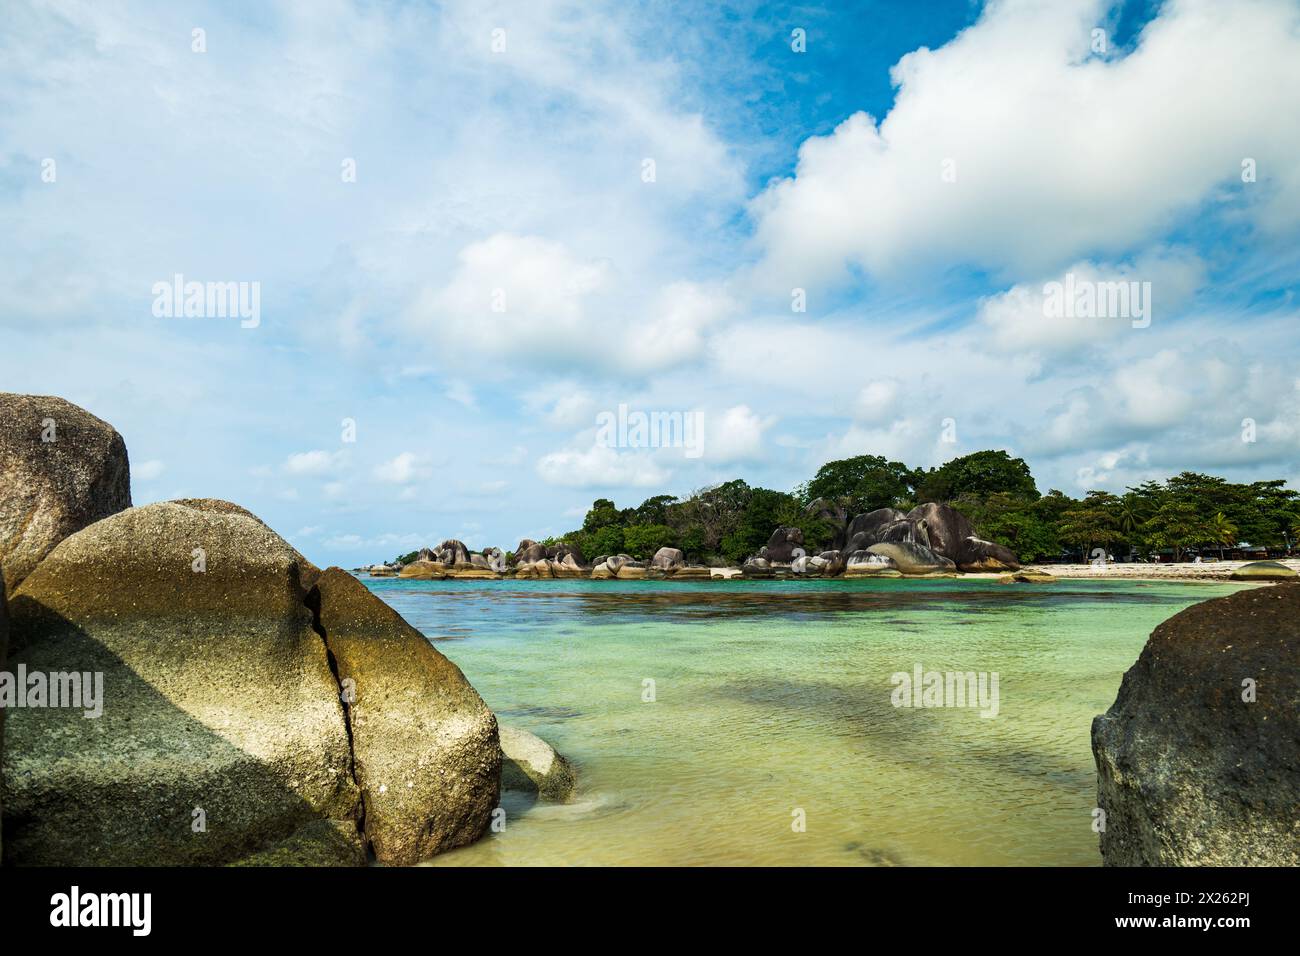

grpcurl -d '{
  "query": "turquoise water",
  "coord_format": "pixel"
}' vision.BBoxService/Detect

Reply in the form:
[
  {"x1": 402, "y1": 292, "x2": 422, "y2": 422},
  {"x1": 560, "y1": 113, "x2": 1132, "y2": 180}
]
[{"x1": 364, "y1": 576, "x2": 1247, "y2": 866}]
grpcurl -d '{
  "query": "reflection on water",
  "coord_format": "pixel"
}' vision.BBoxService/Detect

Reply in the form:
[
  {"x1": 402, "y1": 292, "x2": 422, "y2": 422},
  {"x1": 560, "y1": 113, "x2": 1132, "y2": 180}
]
[{"x1": 364, "y1": 576, "x2": 1245, "y2": 866}]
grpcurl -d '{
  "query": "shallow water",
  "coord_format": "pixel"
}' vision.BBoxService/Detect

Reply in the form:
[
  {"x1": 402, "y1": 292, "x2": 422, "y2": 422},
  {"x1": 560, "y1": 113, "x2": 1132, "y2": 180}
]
[{"x1": 364, "y1": 576, "x2": 1246, "y2": 866}]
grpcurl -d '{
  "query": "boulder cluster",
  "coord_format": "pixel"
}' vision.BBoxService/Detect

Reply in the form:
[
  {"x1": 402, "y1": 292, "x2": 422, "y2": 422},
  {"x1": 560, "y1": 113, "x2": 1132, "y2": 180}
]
[
  {"x1": 743, "y1": 499, "x2": 1021, "y2": 578},
  {"x1": 0, "y1": 393, "x2": 508, "y2": 866}
]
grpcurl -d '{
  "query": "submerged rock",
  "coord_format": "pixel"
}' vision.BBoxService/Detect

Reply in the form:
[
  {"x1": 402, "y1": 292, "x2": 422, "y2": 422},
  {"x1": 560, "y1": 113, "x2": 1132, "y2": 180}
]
[
  {"x1": 1230, "y1": 560, "x2": 1297, "y2": 581},
  {"x1": 1009, "y1": 570, "x2": 1055, "y2": 583},
  {"x1": 499, "y1": 725, "x2": 576, "y2": 802},
  {"x1": 0, "y1": 393, "x2": 132, "y2": 597},
  {"x1": 1092, "y1": 583, "x2": 1300, "y2": 866},
  {"x1": 312, "y1": 568, "x2": 500, "y2": 864}
]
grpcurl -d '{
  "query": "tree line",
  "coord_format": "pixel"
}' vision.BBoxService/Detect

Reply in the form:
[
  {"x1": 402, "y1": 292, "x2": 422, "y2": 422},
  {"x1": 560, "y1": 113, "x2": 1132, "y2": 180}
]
[{"x1": 399, "y1": 450, "x2": 1300, "y2": 565}]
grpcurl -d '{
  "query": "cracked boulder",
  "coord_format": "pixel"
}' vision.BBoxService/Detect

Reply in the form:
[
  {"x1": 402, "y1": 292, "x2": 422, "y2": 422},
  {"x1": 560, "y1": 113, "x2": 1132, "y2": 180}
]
[
  {"x1": 2, "y1": 500, "x2": 359, "y2": 865},
  {"x1": 0, "y1": 393, "x2": 132, "y2": 598},
  {"x1": 1, "y1": 499, "x2": 499, "y2": 867},
  {"x1": 312, "y1": 568, "x2": 500, "y2": 865}
]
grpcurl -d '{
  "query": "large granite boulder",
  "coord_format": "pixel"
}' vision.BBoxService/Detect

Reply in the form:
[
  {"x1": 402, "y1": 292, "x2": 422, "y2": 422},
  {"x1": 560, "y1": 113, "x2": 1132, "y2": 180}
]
[
  {"x1": 431, "y1": 539, "x2": 471, "y2": 566},
  {"x1": 398, "y1": 560, "x2": 449, "y2": 580},
  {"x1": 513, "y1": 539, "x2": 547, "y2": 564},
  {"x1": 2, "y1": 500, "x2": 359, "y2": 866},
  {"x1": 311, "y1": 569, "x2": 499, "y2": 864},
  {"x1": 1230, "y1": 560, "x2": 1297, "y2": 581},
  {"x1": 866, "y1": 541, "x2": 955, "y2": 575},
  {"x1": 905, "y1": 503, "x2": 973, "y2": 561},
  {"x1": 955, "y1": 536, "x2": 1020, "y2": 572},
  {"x1": 651, "y1": 547, "x2": 685, "y2": 571},
  {"x1": 2, "y1": 499, "x2": 499, "y2": 866},
  {"x1": 0, "y1": 393, "x2": 132, "y2": 597},
  {"x1": 499, "y1": 725, "x2": 575, "y2": 802},
  {"x1": 844, "y1": 551, "x2": 900, "y2": 577},
  {"x1": 759, "y1": 526, "x2": 805, "y2": 563},
  {"x1": 843, "y1": 508, "x2": 906, "y2": 552},
  {"x1": 1092, "y1": 583, "x2": 1300, "y2": 865}
]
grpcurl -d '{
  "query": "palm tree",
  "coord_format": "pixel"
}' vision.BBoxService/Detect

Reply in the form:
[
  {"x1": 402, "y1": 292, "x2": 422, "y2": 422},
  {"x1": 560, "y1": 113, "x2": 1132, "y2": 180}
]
[{"x1": 1209, "y1": 512, "x2": 1237, "y2": 561}]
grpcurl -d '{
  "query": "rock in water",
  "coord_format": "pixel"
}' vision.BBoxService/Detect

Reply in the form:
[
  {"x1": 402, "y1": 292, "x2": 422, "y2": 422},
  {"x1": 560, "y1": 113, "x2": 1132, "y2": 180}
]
[
  {"x1": 311, "y1": 568, "x2": 500, "y2": 864},
  {"x1": 1092, "y1": 583, "x2": 1300, "y2": 866},
  {"x1": 3, "y1": 500, "x2": 359, "y2": 866},
  {"x1": 0, "y1": 393, "x2": 132, "y2": 597},
  {"x1": 499, "y1": 725, "x2": 576, "y2": 802},
  {"x1": 1230, "y1": 560, "x2": 1297, "y2": 581},
  {"x1": 865, "y1": 541, "x2": 956, "y2": 575}
]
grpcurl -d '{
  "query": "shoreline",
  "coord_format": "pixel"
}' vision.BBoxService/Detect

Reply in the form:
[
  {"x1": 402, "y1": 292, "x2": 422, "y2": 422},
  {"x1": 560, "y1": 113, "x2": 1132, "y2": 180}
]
[{"x1": 361, "y1": 557, "x2": 1300, "y2": 584}]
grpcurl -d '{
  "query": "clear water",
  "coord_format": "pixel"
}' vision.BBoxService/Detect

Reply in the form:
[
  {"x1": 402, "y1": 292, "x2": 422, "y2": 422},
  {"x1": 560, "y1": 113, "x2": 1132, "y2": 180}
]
[{"x1": 362, "y1": 576, "x2": 1247, "y2": 867}]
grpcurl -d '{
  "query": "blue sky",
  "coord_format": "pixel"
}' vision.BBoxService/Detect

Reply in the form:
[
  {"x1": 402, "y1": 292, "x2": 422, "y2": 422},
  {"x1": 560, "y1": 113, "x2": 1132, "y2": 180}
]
[{"x1": 3, "y1": 0, "x2": 1299, "y2": 566}]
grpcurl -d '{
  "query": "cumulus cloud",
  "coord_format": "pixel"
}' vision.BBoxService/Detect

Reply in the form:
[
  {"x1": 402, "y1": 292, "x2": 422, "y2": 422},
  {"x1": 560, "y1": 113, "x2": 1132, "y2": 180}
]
[
  {"x1": 373, "y1": 452, "x2": 433, "y2": 484},
  {"x1": 411, "y1": 234, "x2": 733, "y2": 376},
  {"x1": 702, "y1": 405, "x2": 773, "y2": 463},
  {"x1": 977, "y1": 250, "x2": 1204, "y2": 354},
  {"x1": 536, "y1": 444, "x2": 671, "y2": 488},
  {"x1": 284, "y1": 449, "x2": 346, "y2": 476},
  {"x1": 750, "y1": 0, "x2": 1300, "y2": 287}
]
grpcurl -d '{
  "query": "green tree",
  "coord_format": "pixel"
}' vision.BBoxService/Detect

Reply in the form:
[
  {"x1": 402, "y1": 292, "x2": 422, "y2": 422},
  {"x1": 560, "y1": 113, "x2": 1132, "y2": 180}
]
[
  {"x1": 1143, "y1": 500, "x2": 1210, "y2": 562},
  {"x1": 1057, "y1": 492, "x2": 1124, "y2": 558},
  {"x1": 800, "y1": 455, "x2": 914, "y2": 515},
  {"x1": 915, "y1": 450, "x2": 1039, "y2": 503},
  {"x1": 622, "y1": 523, "x2": 677, "y2": 559},
  {"x1": 1208, "y1": 512, "x2": 1237, "y2": 560}
]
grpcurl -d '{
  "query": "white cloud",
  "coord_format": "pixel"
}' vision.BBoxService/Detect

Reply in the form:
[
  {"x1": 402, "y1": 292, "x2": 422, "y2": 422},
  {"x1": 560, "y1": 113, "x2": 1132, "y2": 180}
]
[
  {"x1": 411, "y1": 234, "x2": 733, "y2": 376},
  {"x1": 536, "y1": 443, "x2": 670, "y2": 488},
  {"x1": 978, "y1": 251, "x2": 1204, "y2": 354},
  {"x1": 134, "y1": 459, "x2": 165, "y2": 480},
  {"x1": 750, "y1": 0, "x2": 1300, "y2": 287},
  {"x1": 703, "y1": 405, "x2": 772, "y2": 463},
  {"x1": 373, "y1": 451, "x2": 432, "y2": 484},
  {"x1": 284, "y1": 449, "x2": 346, "y2": 476}
]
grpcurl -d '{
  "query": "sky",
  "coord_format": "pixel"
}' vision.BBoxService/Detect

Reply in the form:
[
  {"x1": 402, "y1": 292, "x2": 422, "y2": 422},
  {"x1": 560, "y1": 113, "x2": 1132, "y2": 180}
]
[{"x1": 2, "y1": 0, "x2": 1299, "y2": 567}]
